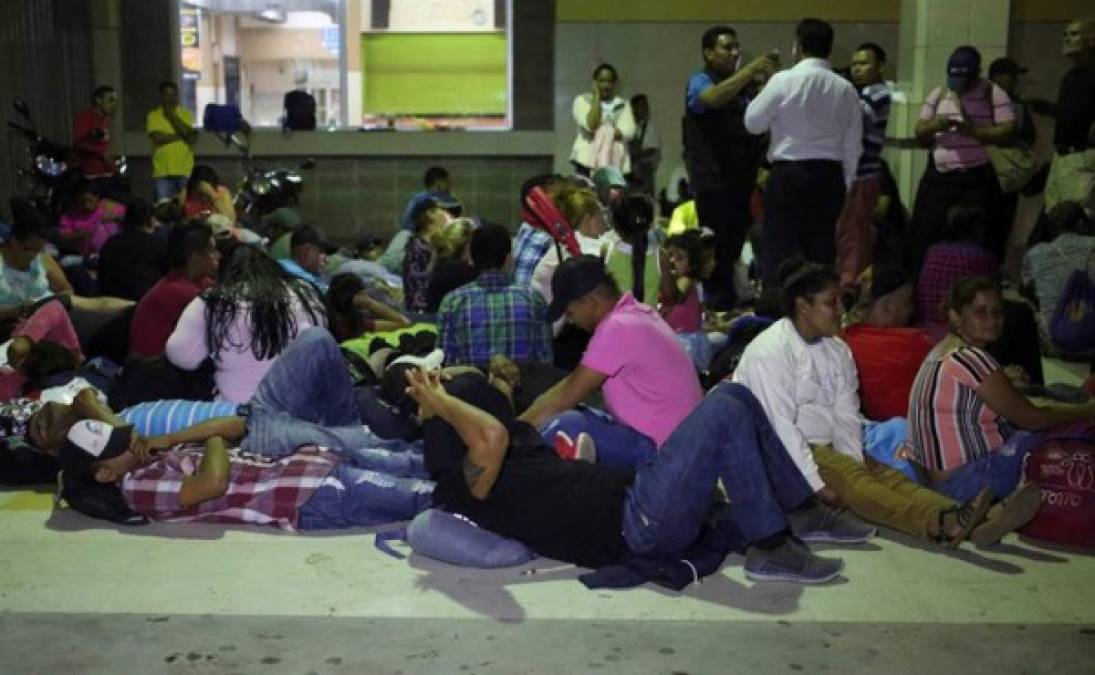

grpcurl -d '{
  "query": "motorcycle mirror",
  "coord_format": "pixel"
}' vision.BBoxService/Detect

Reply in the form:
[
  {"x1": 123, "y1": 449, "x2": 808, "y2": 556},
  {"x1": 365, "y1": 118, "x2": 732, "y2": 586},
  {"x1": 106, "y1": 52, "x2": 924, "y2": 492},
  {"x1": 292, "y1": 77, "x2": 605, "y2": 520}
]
[
  {"x1": 300, "y1": 158, "x2": 316, "y2": 170},
  {"x1": 13, "y1": 99, "x2": 31, "y2": 120}
]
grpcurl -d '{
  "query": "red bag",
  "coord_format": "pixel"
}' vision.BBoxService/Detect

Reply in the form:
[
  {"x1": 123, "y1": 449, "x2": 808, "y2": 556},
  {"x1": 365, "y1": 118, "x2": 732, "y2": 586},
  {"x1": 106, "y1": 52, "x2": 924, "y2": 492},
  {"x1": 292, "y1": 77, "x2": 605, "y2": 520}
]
[
  {"x1": 1021, "y1": 438, "x2": 1095, "y2": 548},
  {"x1": 521, "y1": 186, "x2": 581, "y2": 259}
]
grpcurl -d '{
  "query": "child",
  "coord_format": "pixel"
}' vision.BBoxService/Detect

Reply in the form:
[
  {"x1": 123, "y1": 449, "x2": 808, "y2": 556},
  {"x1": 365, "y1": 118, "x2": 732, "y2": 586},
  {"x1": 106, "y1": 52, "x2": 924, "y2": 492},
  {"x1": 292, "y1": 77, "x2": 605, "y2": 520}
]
[{"x1": 661, "y1": 230, "x2": 710, "y2": 368}]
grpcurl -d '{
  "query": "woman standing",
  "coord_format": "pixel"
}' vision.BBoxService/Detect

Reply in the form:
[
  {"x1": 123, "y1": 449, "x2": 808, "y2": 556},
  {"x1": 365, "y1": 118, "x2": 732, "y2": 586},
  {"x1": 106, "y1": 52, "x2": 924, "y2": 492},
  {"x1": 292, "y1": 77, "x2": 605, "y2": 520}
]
[{"x1": 570, "y1": 64, "x2": 636, "y2": 176}]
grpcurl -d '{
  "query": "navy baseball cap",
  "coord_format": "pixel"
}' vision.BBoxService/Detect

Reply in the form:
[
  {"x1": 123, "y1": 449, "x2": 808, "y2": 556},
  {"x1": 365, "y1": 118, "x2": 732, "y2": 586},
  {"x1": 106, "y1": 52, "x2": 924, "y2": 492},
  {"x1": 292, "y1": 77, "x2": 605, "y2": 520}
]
[
  {"x1": 947, "y1": 46, "x2": 981, "y2": 90},
  {"x1": 546, "y1": 255, "x2": 613, "y2": 322}
]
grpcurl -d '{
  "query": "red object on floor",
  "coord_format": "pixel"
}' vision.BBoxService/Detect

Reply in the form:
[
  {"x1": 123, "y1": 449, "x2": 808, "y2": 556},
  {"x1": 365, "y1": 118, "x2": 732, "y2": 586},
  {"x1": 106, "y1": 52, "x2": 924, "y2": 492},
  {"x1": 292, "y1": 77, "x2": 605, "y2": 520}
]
[{"x1": 1020, "y1": 438, "x2": 1095, "y2": 549}]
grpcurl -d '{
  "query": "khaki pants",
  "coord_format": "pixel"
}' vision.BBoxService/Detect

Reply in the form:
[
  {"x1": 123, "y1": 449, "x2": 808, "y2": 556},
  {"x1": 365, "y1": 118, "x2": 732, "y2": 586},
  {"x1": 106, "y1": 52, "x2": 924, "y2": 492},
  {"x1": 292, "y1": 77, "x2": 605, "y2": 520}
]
[
  {"x1": 811, "y1": 445, "x2": 956, "y2": 539},
  {"x1": 1044, "y1": 150, "x2": 1095, "y2": 212}
]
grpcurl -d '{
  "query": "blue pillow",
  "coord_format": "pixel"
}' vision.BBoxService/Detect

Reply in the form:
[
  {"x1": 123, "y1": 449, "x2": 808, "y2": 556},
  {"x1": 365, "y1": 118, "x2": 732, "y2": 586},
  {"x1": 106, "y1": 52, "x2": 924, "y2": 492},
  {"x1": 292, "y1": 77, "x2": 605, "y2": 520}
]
[
  {"x1": 406, "y1": 509, "x2": 536, "y2": 568},
  {"x1": 864, "y1": 417, "x2": 918, "y2": 482}
]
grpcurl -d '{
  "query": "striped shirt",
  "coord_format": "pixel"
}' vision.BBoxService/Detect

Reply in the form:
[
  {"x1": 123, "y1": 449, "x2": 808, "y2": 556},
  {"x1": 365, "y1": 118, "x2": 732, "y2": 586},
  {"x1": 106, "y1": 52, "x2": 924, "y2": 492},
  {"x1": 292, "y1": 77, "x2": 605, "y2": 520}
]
[
  {"x1": 438, "y1": 270, "x2": 552, "y2": 367},
  {"x1": 856, "y1": 82, "x2": 891, "y2": 180},
  {"x1": 119, "y1": 399, "x2": 241, "y2": 437},
  {"x1": 122, "y1": 445, "x2": 338, "y2": 531},
  {"x1": 907, "y1": 345, "x2": 1014, "y2": 471},
  {"x1": 920, "y1": 80, "x2": 1015, "y2": 172}
]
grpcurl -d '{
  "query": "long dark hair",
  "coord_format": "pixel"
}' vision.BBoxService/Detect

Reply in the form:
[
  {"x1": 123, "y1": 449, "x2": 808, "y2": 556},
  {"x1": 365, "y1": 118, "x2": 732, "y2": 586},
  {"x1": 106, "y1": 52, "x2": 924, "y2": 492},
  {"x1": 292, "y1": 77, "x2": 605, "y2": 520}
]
[
  {"x1": 203, "y1": 245, "x2": 325, "y2": 360},
  {"x1": 611, "y1": 192, "x2": 654, "y2": 302}
]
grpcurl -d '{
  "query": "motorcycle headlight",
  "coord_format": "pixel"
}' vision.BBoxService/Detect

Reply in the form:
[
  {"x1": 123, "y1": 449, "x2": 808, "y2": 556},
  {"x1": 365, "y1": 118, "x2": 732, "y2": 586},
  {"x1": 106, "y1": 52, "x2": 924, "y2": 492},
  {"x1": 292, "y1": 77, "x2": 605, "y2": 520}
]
[
  {"x1": 34, "y1": 155, "x2": 66, "y2": 177},
  {"x1": 252, "y1": 178, "x2": 271, "y2": 195},
  {"x1": 285, "y1": 173, "x2": 302, "y2": 185}
]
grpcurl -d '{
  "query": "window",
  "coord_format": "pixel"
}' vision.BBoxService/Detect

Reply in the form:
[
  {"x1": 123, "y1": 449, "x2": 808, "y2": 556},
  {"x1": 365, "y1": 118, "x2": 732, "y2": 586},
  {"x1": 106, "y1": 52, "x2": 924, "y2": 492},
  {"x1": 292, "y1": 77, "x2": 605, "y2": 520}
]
[{"x1": 178, "y1": 0, "x2": 512, "y2": 130}]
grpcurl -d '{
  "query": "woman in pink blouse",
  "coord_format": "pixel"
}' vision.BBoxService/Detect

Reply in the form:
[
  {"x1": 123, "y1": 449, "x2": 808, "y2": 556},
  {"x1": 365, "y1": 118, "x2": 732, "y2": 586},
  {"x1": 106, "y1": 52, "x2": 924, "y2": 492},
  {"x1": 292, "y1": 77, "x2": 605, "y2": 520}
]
[{"x1": 166, "y1": 245, "x2": 326, "y2": 403}]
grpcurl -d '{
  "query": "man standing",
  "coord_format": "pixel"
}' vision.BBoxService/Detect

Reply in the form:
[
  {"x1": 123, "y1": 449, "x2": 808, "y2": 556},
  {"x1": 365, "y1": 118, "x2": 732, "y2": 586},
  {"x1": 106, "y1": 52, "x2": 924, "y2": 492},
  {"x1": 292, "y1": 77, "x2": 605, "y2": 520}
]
[
  {"x1": 1044, "y1": 18, "x2": 1095, "y2": 213},
  {"x1": 744, "y1": 18, "x2": 862, "y2": 282},
  {"x1": 438, "y1": 224, "x2": 553, "y2": 368},
  {"x1": 908, "y1": 46, "x2": 1016, "y2": 269},
  {"x1": 73, "y1": 85, "x2": 121, "y2": 197},
  {"x1": 683, "y1": 26, "x2": 777, "y2": 309},
  {"x1": 146, "y1": 81, "x2": 197, "y2": 201},
  {"x1": 835, "y1": 43, "x2": 892, "y2": 288}
]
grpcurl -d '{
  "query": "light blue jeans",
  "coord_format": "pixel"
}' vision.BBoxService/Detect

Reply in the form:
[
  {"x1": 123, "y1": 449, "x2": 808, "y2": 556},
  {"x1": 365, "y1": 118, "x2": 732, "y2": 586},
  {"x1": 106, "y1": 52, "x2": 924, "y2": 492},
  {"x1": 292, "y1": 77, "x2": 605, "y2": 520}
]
[
  {"x1": 296, "y1": 462, "x2": 433, "y2": 530},
  {"x1": 240, "y1": 327, "x2": 423, "y2": 478},
  {"x1": 153, "y1": 176, "x2": 188, "y2": 201}
]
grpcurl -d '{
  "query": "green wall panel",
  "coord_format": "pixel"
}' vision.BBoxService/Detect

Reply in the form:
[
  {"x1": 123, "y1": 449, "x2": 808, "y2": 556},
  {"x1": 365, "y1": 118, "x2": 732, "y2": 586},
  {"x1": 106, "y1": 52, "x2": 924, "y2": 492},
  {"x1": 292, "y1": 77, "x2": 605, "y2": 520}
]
[{"x1": 361, "y1": 33, "x2": 507, "y2": 115}]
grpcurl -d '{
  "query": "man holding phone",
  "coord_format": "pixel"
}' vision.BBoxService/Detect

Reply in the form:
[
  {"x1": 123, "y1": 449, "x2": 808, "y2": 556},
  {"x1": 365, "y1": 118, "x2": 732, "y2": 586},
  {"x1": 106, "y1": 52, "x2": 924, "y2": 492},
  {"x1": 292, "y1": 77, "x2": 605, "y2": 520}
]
[
  {"x1": 682, "y1": 26, "x2": 778, "y2": 310},
  {"x1": 908, "y1": 46, "x2": 1017, "y2": 269}
]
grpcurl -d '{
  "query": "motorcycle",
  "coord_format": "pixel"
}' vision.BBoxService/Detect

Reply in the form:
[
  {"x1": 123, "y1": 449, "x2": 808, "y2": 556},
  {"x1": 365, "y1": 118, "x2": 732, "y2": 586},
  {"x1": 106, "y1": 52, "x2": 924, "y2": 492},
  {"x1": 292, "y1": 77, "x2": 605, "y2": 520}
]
[{"x1": 6, "y1": 99, "x2": 78, "y2": 218}]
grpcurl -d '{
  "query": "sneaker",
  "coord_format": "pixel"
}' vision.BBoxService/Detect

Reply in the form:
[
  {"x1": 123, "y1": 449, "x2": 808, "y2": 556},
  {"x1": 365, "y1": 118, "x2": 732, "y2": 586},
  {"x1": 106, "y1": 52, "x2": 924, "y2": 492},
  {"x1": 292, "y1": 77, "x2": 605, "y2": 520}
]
[
  {"x1": 744, "y1": 537, "x2": 844, "y2": 584},
  {"x1": 788, "y1": 502, "x2": 876, "y2": 544},
  {"x1": 553, "y1": 431, "x2": 578, "y2": 461},
  {"x1": 969, "y1": 482, "x2": 1042, "y2": 547},
  {"x1": 574, "y1": 432, "x2": 596, "y2": 463}
]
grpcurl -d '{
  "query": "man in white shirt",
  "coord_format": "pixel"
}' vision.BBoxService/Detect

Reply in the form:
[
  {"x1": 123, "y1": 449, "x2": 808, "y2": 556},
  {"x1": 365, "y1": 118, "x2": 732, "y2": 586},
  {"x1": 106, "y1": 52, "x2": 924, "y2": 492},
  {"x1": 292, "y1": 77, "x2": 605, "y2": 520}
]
[{"x1": 744, "y1": 18, "x2": 862, "y2": 283}]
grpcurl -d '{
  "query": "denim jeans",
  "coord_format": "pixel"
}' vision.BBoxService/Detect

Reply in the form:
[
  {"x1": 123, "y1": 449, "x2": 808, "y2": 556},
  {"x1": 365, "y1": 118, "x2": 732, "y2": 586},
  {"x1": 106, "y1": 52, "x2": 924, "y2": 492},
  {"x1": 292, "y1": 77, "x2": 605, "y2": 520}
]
[
  {"x1": 932, "y1": 432, "x2": 1034, "y2": 503},
  {"x1": 622, "y1": 383, "x2": 813, "y2": 557},
  {"x1": 241, "y1": 327, "x2": 415, "y2": 460},
  {"x1": 296, "y1": 462, "x2": 433, "y2": 530},
  {"x1": 540, "y1": 407, "x2": 657, "y2": 470},
  {"x1": 153, "y1": 176, "x2": 188, "y2": 201}
]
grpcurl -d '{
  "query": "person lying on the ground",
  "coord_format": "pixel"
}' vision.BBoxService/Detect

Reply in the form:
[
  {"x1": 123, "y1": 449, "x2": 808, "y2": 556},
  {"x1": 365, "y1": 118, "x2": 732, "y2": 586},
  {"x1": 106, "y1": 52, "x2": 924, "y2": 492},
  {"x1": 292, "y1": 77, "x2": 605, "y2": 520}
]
[
  {"x1": 407, "y1": 367, "x2": 868, "y2": 585},
  {"x1": 58, "y1": 420, "x2": 432, "y2": 531},
  {"x1": 16, "y1": 328, "x2": 422, "y2": 477}
]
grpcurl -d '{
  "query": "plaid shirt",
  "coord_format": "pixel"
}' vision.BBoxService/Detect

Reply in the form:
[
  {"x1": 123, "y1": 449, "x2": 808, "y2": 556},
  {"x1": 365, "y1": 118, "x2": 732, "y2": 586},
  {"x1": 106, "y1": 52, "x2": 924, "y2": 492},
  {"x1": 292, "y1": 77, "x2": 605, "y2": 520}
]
[
  {"x1": 122, "y1": 445, "x2": 338, "y2": 531},
  {"x1": 916, "y1": 242, "x2": 998, "y2": 326},
  {"x1": 438, "y1": 270, "x2": 553, "y2": 367},
  {"x1": 511, "y1": 222, "x2": 554, "y2": 287}
]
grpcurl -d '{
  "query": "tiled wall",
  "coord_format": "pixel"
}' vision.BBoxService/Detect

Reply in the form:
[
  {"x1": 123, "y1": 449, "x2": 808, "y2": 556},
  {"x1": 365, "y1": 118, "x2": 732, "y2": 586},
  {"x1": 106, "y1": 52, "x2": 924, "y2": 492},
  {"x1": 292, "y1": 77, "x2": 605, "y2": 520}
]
[
  {"x1": 552, "y1": 21, "x2": 901, "y2": 189},
  {"x1": 126, "y1": 154, "x2": 553, "y2": 243}
]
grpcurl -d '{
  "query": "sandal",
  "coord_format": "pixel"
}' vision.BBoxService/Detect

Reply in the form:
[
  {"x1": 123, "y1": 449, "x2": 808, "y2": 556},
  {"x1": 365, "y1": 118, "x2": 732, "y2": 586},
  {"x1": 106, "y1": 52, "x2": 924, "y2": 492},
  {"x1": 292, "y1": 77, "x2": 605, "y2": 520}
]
[
  {"x1": 935, "y1": 486, "x2": 994, "y2": 549},
  {"x1": 969, "y1": 482, "x2": 1042, "y2": 547}
]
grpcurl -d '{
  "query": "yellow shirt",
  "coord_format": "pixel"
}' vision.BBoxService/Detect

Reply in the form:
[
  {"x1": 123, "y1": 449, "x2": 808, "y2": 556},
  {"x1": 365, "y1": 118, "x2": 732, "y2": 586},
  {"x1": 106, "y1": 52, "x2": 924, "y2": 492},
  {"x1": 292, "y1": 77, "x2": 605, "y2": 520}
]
[
  {"x1": 146, "y1": 106, "x2": 195, "y2": 178},
  {"x1": 667, "y1": 200, "x2": 699, "y2": 235}
]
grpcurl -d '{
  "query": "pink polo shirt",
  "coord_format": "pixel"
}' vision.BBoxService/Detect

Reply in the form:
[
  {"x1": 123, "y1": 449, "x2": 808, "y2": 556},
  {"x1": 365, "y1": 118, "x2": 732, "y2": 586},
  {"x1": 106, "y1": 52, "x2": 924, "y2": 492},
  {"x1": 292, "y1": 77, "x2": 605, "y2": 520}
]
[
  {"x1": 920, "y1": 80, "x2": 1014, "y2": 172},
  {"x1": 581, "y1": 292, "x2": 703, "y2": 447}
]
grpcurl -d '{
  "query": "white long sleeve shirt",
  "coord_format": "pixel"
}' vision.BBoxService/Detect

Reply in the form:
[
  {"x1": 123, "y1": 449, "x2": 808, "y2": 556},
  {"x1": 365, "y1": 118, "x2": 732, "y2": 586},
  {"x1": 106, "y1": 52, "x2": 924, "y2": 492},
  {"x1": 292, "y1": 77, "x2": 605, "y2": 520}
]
[
  {"x1": 732, "y1": 317, "x2": 864, "y2": 491},
  {"x1": 743, "y1": 58, "x2": 864, "y2": 189}
]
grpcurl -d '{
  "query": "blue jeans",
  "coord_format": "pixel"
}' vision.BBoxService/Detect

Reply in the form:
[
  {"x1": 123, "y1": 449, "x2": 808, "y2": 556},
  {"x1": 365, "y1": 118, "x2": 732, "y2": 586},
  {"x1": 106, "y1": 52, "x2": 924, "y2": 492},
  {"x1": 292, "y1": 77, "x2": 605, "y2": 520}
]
[
  {"x1": 296, "y1": 462, "x2": 433, "y2": 530},
  {"x1": 241, "y1": 327, "x2": 416, "y2": 461},
  {"x1": 540, "y1": 407, "x2": 657, "y2": 470},
  {"x1": 932, "y1": 432, "x2": 1033, "y2": 503},
  {"x1": 622, "y1": 383, "x2": 814, "y2": 557},
  {"x1": 153, "y1": 176, "x2": 188, "y2": 201}
]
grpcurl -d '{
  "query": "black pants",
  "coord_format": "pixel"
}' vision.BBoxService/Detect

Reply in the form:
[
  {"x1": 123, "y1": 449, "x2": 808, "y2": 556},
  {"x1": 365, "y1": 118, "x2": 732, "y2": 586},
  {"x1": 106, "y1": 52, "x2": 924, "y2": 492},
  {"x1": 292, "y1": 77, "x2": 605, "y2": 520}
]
[
  {"x1": 695, "y1": 185, "x2": 752, "y2": 309},
  {"x1": 906, "y1": 160, "x2": 1004, "y2": 271},
  {"x1": 761, "y1": 160, "x2": 845, "y2": 282}
]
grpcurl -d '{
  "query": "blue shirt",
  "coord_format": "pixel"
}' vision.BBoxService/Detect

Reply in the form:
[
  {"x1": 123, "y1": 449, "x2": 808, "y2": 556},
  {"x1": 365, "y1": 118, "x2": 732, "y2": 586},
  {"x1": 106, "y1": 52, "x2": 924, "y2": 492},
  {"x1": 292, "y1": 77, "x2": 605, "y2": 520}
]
[
  {"x1": 119, "y1": 399, "x2": 240, "y2": 437},
  {"x1": 686, "y1": 71, "x2": 716, "y2": 114},
  {"x1": 438, "y1": 270, "x2": 553, "y2": 367},
  {"x1": 278, "y1": 258, "x2": 328, "y2": 293},
  {"x1": 401, "y1": 189, "x2": 457, "y2": 231},
  {"x1": 511, "y1": 222, "x2": 554, "y2": 288}
]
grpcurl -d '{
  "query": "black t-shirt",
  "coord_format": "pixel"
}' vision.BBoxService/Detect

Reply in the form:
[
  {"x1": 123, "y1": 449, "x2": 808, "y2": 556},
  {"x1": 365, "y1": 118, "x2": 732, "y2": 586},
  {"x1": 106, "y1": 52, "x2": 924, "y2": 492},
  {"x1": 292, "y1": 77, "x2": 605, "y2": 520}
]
[
  {"x1": 425, "y1": 259, "x2": 478, "y2": 313},
  {"x1": 1054, "y1": 65, "x2": 1095, "y2": 149},
  {"x1": 423, "y1": 375, "x2": 632, "y2": 569},
  {"x1": 97, "y1": 229, "x2": 168, "y2": 301}
]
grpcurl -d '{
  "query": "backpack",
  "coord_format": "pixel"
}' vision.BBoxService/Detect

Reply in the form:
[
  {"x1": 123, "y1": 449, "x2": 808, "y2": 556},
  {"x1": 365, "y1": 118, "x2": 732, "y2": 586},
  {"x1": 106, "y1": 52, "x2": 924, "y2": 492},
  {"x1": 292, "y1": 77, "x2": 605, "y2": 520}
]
[
  {"x1": 1049, "y1": 266, "x2": 1095, "y2": 353},
  {"x1": 283, "y1": 90, "x2": 317, "y2": 131}
]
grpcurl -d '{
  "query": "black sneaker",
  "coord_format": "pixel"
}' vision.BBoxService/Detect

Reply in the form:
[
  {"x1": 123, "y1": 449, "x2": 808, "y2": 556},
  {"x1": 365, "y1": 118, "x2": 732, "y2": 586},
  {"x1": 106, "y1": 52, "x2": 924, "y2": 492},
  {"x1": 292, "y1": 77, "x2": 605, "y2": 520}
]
[
  {"x1": 788, "y1": 502, "x2": 876, "y2": 543},
  {"x1": 744, "y1": 537, "x2": 844, "y2": 584}
]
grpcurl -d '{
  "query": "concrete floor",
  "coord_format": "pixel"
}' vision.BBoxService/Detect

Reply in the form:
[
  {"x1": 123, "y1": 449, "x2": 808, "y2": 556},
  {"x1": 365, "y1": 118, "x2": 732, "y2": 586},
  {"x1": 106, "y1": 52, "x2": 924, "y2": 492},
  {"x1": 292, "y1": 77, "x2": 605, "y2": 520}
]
[{"x1": 1, "y1": 358, "x2": 1092, "y2": 674}]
